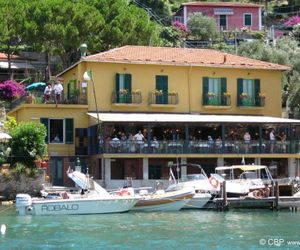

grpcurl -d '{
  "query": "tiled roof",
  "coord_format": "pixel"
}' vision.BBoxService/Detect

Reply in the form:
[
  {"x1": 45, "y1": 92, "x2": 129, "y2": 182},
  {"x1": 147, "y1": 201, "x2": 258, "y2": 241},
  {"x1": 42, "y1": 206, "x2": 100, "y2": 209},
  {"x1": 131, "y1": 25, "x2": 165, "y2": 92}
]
[
  {"x1": 84, "y1": 46, "x2": 290, "y2": 71},
  {"x1": 0, "y1": 52, "x2": 21, "y2": 60},
  {"x1": 182, "y1": 2, "x2": 262, "y2": 8}
]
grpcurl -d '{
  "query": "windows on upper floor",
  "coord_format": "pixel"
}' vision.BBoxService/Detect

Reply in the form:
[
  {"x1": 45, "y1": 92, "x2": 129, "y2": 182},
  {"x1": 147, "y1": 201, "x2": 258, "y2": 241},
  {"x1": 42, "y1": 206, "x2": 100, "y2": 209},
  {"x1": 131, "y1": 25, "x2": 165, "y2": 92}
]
[
  {"x1": 40, "y1": 118, "x2": 74, "y2": 144},
  {"x1": 202, "y1": 77, "x2": 230, "y2": 106},
  {"x1": 237, "y1": 78, "x2": 264, "y2": 107}
]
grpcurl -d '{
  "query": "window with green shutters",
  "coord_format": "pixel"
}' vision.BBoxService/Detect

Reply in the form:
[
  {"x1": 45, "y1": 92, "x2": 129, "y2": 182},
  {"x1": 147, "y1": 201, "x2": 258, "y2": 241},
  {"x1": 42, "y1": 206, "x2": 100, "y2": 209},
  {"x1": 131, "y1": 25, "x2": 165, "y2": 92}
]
[
  {"x1": 115, "y1": 73, "x2": 132, "y2": 103},
  {"x1": 40, "y1": 118, "x2": 74, "y2": 144},
  {"x1": 202, "y1": 77, "x2": 227, "y2": 106},
  {"x1": 244, "y1": 14, "x2": 252, "y2": 26},
  {"x1": 155, "y1": 75, "x2": 168, "y2": 104},
  {"x1": 237, "y1": 78, "x2": 260, "y2": 106}
]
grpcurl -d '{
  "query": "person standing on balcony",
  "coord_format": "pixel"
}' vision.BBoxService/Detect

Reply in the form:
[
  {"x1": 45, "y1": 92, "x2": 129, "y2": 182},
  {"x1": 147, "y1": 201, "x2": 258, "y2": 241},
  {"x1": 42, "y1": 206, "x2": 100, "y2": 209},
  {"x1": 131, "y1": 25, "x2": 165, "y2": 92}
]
[
  {"x1": 44, "y1": 84, "x2": 52, "y2": 103},
  {"x1": 243, "y1": 131, "x2": 251, "y2": 153},
  {"x1": 134, "y1": 130, "x2": 146, "y2": 152},
  {"x1": 269, "y1": 128, "x2": 276, "y2": 153},
  {"x1": 53, "y1": 81, "x2": 64, "y2": 103}
]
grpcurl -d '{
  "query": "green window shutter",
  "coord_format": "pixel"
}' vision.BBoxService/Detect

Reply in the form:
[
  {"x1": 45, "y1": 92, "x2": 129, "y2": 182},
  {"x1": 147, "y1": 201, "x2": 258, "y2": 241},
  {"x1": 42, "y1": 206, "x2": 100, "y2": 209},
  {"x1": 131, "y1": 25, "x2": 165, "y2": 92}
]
[
  {"x1": 40, "y1": 118, "x2": 49, "y2": 143},
  {"x1": 221, "y1": 78, "x2": 227, "y2": 105},
  {"x1": 65, "y1": 118, "x2": 74, "y2": 144},
  {"x1": 254, "y1": 79, "x2": 260, "y2": 106},
  {"x1": 237, "y1": 78, "x2": 243, "y2": 106},
  {"x1": 156, "y1": 75, "x2": 168, "y2": 104},
  {"x1": 125, "y1": 74, "x2": 132, "y2": 103},
  {"x1": 115, "y1": 73, "x2": 120, "y2": 102},
  {"x1": 203, "y1": 77, "x2": 209, "y2": 105}
]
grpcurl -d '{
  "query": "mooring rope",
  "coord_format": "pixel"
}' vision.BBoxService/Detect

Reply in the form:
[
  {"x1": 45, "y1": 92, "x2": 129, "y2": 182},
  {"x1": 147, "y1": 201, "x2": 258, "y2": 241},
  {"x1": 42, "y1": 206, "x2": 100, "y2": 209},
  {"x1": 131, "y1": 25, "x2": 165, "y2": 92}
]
[{"x1": 0, "y1": 205, "x2": 14, "y2": 214}]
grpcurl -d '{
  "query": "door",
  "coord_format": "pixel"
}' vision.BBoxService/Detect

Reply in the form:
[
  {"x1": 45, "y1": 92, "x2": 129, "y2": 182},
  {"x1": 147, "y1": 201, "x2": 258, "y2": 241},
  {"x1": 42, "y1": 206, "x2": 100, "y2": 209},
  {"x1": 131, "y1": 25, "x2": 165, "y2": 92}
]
[
  {"x1": 51, "y1": 158, "x2": 64, "y2": 186},
  {"x1": 155, "y1": 75, "x2": 168, "y2": 104}
]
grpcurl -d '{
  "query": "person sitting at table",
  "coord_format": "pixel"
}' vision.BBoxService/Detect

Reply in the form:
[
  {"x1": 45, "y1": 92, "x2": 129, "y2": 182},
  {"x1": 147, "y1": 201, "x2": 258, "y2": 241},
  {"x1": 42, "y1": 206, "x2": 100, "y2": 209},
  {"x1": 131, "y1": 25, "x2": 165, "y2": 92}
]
[
  {"x1": 215, "y1": 136, "x2": 222, "y2": 152},
  {"x1": 189, "y1": 136, "x2": 198, "y2": 152},
  {"x1": 207, "y1": 135, "x2": 214, "y2": 151},
  {"x1": 151, "y1": 136, "x2": 160, "y2": 152}
]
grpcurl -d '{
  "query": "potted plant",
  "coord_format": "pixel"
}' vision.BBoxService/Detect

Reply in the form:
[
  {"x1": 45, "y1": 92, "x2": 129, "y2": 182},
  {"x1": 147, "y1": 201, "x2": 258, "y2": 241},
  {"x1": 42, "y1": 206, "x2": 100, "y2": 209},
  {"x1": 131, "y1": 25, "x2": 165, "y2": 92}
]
[{"x1": 34, "y1": 156, "x2": 42, "y2": 168}]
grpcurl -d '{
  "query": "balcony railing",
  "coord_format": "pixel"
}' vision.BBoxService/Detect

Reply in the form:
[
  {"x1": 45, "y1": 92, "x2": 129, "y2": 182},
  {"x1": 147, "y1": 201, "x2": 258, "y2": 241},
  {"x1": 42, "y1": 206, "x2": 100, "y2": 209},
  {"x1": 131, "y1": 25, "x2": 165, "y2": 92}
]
[
  {"x1": 111, "y1": 91, "x2": 142, "y2": 104},
  {"x1": 96, "y1": 139, "x2": 297, "y2": 155},
  {"x1": 8, "y1": 91, "x2": 87, "y2": 111},
  {"x1": 203, "y1": 94, "x2": 231, "y2": 106},
  {"x1": 148, "y1": 92, "x2": 179, "y2": 105},
  {"x1": 238, "y1": 96, "x2": 265, "y2": 107}
]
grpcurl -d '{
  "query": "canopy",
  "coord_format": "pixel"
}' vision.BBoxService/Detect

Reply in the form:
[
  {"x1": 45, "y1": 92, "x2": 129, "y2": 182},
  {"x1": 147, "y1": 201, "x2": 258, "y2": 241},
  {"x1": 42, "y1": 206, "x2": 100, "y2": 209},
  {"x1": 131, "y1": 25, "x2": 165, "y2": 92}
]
[
  {"x1": 25, "y1": 82, "x2": 46, "y2": 91},
  {"x1": 215, "y1": 165, "x2": 268, "y2": 171},
  {"x1": 87, "y1": 112, "x2": 300, "y2": 124}
]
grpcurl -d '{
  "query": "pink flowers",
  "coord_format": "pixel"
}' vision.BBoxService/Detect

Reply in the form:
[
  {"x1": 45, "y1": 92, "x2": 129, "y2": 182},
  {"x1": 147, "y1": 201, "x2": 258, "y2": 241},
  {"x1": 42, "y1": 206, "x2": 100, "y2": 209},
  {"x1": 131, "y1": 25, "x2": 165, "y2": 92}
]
[
  {"x1": 0, "y1": 80, "x2": 25, "y2": 101},
  {"x1": 172, "y1": 21, "x2": 188, "y2": 32},
  {"x1": 284, "y1": 16, "x2": 300, "y2": 27}
]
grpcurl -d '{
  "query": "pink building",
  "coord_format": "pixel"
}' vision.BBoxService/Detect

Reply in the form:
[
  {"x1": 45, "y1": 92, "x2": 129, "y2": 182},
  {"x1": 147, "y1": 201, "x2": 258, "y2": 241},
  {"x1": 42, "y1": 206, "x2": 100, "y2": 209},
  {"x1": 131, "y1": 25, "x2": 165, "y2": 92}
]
[{"x1": 173, "y1": 2, "x2": 263, "y2": 31}]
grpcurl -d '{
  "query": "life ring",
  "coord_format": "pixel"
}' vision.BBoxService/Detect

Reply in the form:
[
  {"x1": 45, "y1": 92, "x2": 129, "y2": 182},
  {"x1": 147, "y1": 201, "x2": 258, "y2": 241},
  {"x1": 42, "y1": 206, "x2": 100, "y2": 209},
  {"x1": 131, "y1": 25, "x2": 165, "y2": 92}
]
[
  {"x1": 252, "y1": 190, "x2": 263, "y2": 199},
  {"x1": 209, "y1": 176, "x2": 219, "y2": 189}
]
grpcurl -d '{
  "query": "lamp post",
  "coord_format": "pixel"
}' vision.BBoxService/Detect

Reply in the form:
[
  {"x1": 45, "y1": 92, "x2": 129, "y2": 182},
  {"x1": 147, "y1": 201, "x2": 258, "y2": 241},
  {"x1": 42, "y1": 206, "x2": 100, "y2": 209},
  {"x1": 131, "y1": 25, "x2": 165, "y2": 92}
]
[
  {"x1": 79, "y1": 43, "x2": 88, "y2": 58},
  {"x1": 83, "y1": 69, "x2": 105, "y2": 186}
]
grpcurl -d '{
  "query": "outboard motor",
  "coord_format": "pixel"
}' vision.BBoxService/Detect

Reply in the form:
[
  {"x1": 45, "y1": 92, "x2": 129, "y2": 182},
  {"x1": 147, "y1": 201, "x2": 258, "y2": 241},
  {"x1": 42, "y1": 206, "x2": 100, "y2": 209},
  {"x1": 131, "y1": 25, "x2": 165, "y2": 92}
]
[{"x1": 15, "y1": 194, "x2": 32, "y2": 215}]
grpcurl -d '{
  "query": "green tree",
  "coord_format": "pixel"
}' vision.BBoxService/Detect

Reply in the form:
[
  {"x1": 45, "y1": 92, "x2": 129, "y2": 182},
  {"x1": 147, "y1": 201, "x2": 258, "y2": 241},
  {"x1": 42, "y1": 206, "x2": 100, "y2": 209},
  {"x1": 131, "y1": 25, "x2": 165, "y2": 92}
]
[
  {"x1": 236, "y1": 37, "x2": 300, "y2": 118},
  {"x1": 8, "y1": 122, "x2": 47, "y2": 167},
  {"x1": 187, "y1": 13, "x2": 219, "y2": 41},
  {"x1": 25, "y1": 0, "x2": 104, "y2": 69},
  {"x1": 0, "y1": 0, "x2": 28, "y2": 79},
  {"x1": 92, "y1": 0, "x2": 161, "y2": 51}
]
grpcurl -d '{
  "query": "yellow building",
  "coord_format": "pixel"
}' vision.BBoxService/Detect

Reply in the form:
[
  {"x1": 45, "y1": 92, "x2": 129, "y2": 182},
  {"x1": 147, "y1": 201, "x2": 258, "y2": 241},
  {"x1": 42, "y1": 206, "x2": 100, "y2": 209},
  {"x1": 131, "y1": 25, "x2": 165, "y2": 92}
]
[{"x1": 8, "y1": 46, "x2": 300, "y2": 188}]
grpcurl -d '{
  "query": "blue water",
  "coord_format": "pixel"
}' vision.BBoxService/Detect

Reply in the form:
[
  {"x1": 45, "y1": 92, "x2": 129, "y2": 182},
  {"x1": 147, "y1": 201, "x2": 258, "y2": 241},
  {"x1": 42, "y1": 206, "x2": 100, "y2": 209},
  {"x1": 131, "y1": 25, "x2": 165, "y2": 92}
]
[{"x1": 0, "y1": 205, "x2": 300, "y2": 249}]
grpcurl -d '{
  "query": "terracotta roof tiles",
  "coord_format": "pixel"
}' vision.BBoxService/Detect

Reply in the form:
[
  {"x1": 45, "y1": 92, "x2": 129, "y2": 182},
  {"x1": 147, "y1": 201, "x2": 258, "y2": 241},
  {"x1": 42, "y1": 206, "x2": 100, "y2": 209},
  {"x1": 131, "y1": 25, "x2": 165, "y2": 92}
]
[{"x1": 84, "y1": 45, "x2": 290, "y2": 71}]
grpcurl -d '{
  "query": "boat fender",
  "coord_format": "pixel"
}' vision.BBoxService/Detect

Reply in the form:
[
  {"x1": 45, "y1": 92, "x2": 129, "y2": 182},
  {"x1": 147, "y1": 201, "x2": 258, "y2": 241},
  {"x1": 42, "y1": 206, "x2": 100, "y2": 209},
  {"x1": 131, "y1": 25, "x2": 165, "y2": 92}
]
[
  {"x1": 117, "y1": 189, "x2": 131, "y2": 196},
  {"x1": 209, "y1": 176, "x2": 219, "y2": 189}
]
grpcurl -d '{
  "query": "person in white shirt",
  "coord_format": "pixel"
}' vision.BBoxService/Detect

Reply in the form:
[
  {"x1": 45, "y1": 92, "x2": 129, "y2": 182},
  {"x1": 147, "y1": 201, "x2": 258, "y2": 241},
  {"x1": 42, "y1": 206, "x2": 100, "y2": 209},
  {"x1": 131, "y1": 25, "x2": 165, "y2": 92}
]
[
  {"x1": 44, "y1": 84, "x2": 52, "y2": 103},
  {"x1": 269, "y1": 128, "x2": 276, "y2": 153},
  {"x1": 53, "y1": 81, "x2": 64, "y2": 103},
  {"x1": 134, "y1": 130, "x2": 145, "y2": 152}
]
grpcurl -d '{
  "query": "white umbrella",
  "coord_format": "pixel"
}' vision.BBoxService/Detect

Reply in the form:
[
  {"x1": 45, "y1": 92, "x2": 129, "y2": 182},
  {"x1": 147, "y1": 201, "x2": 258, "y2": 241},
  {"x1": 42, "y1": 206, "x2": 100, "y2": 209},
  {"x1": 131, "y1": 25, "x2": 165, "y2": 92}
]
[{"x1": 0, "y1": 132, "x2": 12, "y2": 142}]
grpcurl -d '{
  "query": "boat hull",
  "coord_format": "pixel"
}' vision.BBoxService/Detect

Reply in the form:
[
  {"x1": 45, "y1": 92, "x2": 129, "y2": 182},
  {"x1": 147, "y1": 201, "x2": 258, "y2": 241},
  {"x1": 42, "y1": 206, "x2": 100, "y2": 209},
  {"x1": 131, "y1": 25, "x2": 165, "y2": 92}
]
[
  {"x1": 183, "y1": 193, "x2": 212, "y2": 209},
  {"x1": 17, "y1": 197, "x2": 138, "y2": 215},
  {"x1": 132, "y1": 189, "x2": 194, "y2": 212}
]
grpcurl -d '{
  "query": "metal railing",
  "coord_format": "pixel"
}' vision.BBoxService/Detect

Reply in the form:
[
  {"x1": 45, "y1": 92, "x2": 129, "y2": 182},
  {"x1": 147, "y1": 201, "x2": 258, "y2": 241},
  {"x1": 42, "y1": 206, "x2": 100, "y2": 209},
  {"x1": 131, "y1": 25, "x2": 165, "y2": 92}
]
[
  {"x1": 95, "y1": 139, "x2": 297, "y2": 155},
  {"x1": 148, "y1": 92, "x2": 179, "y2": 105},
  {"x1": 111, "y1": 91, "x2": 142, "y2": 104},
  {"x1": 202, "y1": 94, "x2": 231, "y2": 106},
  {"x1": 237, "y1": 96, "x2": 265, "y2": 107},
  {"x1": 8, "y1": 91, "x2": 87, "y2": 111}
]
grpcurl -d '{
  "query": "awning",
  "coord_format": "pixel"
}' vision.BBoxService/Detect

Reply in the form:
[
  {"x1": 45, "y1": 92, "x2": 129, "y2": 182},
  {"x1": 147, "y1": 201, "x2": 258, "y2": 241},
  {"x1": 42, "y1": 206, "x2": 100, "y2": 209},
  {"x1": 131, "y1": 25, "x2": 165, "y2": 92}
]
[
  {"x1": 214, "y1": 8, "x2": 234, "y2": 15},
  {"x1": 87, "y1": 112, "x2": 300, "y2": 124},
  {"x1": 0, "y1": 61, "x2": 35, "y2": 69}
]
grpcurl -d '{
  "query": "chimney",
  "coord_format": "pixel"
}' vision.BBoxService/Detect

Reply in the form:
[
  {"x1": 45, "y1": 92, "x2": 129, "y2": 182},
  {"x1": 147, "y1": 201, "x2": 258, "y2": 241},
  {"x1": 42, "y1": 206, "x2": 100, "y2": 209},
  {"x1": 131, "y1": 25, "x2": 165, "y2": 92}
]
[{"x1": 223, "y1": 55, "x2": 227, "y2": 64}]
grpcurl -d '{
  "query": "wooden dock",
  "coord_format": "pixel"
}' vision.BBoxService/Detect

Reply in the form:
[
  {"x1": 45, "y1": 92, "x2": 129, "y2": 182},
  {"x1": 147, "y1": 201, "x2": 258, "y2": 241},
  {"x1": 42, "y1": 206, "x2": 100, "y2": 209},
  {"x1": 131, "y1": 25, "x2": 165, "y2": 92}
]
[{"x1": 211, "y1": 181, "x2": 300, "y2": 211}]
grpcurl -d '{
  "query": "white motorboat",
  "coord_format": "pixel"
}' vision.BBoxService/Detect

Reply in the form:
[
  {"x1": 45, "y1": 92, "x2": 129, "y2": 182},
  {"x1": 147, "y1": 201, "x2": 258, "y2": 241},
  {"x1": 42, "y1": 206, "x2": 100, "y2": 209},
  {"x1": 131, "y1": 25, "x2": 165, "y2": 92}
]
[
  {"x1": 166, "y1": 163, "x2": 214, "y2": 208},
  {"x1": 214, "y1": 165, "x2": 273, "y2": 197},
  {"x1": 15, "y1": 170, "x2": 139, "y2": 215},
  {"x1": 131, "y1": 187, "x2": 195, "y2": 212}
]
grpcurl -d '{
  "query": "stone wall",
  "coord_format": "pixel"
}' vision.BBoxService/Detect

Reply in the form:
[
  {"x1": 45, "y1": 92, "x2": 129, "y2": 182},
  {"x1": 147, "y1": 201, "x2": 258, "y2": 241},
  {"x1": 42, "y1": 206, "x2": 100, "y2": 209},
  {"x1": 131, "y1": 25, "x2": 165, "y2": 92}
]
[{"x1": 0, "y1": 172, "x2": 44, "y2": 200}]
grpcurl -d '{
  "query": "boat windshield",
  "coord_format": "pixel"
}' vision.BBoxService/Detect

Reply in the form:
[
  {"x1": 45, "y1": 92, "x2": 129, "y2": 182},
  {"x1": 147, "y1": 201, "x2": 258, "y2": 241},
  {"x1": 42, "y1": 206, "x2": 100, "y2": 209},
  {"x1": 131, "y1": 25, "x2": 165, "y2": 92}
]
[
  {"x1": 239, "y1": 171, "x2": 258, "y2": 180},
  {"x1": 183, "y1": 174, "x2": 207, "y2": 181}
]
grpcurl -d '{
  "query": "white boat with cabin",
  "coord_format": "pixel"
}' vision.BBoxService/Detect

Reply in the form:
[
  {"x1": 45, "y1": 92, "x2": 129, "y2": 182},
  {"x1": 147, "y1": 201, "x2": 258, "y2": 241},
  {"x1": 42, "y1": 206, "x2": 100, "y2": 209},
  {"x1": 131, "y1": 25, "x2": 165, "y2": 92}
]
[
  {"x1": 213, "y1": 165, "x2": 273, "y2": 197},
  {"x1": 166, "y1": 163, "x2": 215, "y2": 208}
]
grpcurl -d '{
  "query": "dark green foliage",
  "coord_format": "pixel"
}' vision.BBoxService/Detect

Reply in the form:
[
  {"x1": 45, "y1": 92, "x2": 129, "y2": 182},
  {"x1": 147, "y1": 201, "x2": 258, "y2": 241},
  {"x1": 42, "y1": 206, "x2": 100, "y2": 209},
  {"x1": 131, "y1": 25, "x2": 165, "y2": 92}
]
[{"x1": 8, "y1": 122, "x2": 47, "y2": 167}]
